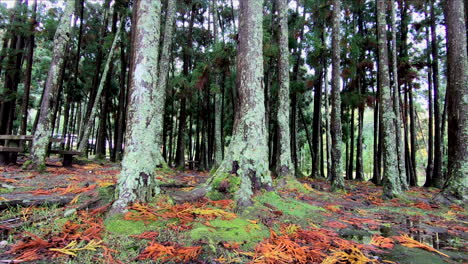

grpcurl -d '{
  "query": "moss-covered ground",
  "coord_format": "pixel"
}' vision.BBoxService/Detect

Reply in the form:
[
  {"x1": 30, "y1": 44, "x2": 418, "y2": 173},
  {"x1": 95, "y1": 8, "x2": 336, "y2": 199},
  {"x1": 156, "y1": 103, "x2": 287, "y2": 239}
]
[{"x1": 0, "y1": 160, "x2": 466, "y2": 263}]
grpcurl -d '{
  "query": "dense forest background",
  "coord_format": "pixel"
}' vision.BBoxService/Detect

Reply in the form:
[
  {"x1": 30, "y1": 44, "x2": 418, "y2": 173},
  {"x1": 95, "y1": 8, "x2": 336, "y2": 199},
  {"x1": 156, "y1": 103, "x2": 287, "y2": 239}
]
[{"x1": 0, "y1": 0, "x2": 466, "y2": 202}]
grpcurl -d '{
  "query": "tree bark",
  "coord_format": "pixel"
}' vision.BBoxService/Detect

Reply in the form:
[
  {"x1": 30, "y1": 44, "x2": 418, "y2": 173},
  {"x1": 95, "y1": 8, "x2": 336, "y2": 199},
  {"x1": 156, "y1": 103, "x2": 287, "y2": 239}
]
[
  {"x1": 209, "y1": 0, "x2": 272, "y2": 207},
  {"x1": 29, "y1": 0, "x2": 75, "y2": 169},
  {"x1": 275, "y1": 0, "x2": 294, "y2": 178},
  {"x1": 20, "y1": 0, "x2": 38, "y2": 135},
  {"x1": 390, "y1": 0, "x2": 408, "y2": 190},
  {"x1": 430, "y1": 0, "x2": 443, "y2": 188},
  {"x1": 112, "y1": 0, "x2": 163, "y2": 212},
  {"x1": 376, "y1": 0, "x2": 401, "y2": 198},
  {"x1": 330, "y1": 0, "x2": 344, "y2": 190},
  {"x1": 442, "y1": 0, "x2": 468, "y2": 201}
]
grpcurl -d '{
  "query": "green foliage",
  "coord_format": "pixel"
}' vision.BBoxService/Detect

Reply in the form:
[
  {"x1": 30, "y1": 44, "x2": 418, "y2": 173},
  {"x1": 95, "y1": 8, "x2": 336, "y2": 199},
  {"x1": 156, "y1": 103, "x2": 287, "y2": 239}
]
[
  {"x1": 104, "y1": 215, "x2": 166, "y2": 236},
  {"x1": 252, "y1": 191, "x2": 325, "y2": 219},
  {"x1": 189, "y1": 218, "x2": 270, "y2": 250}
]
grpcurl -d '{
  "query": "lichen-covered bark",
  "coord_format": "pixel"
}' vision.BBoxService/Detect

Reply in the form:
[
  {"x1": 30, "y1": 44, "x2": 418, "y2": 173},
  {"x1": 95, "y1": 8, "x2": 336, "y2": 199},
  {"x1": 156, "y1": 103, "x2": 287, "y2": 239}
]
[
  {"x1": 213, "y1": 0, "x2": 223, "y2": 168},
  {"x1": 390, "y1": 0, "x2": 408, "y2": 191},
  {"x1": 442, "y1": 0, "x2": 467, "y2": 201},
  {"x1": 156, "y1": 0, "x2": 176, "y2": 147},
  {"x1": 275, "y1": 0, "x2": 294, "y2": 178},
  {"x1": 377, "y1": 0, "x2": 401, "y2": 199},
  {"x1": 29, "y1": 0, "x2": 75, "y2": 169},
  {"x1": 78, "y1": 22, "x2": 122, "y2": 154},
  {"x1": 330, "y1": 0, "x2": 344, "y2": 190},
  {"x1": 112, "y1": 0, "x2": 163, "y2": 212},
  {"x1": 209, "y1": 0, "x2": 272, "y2": 207}
]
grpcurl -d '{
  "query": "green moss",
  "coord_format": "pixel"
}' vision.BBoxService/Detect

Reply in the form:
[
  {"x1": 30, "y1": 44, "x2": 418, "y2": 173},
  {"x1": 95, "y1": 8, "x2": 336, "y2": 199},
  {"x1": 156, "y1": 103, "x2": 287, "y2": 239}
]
[
  {"x1": 0, "y1": 187, "x2": 13, "y2": 194},
  {"x1": 189, "y1": 218, "x2": 269, "y2": 250},
  {"x1": 381, "y1": 245, "x2": 449, "y2": 264},
  {"x1": 208, "y1": 173, "x2": 241, "y2": 201},
  {"x1": 253, "y1": 191, "x2": 325, "y2": 219},
  {"x1": 104, "y1": 214, "x2": 165, "y2": 236},
  {"x1": 97, "y1": 186, "x2": 116, "y2": 202},
  {"x1": 276, "y1": 178, "x2": 311, "y2": 194}
]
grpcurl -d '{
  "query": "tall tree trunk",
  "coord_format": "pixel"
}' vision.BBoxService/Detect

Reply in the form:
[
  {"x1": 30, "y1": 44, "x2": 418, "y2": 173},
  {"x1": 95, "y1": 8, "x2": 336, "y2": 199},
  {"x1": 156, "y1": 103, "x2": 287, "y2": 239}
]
[
  {"x1": 156, "y1": 0, "x2": 176, "y2": 151},
  {"x1": 430, "y1": 0, "x2": 443, "y2": 188},
  {"x1": 330, "y1": 0, "x2": 344, "y2": 190},
  {"x1": 20, "y1": 0, "x2": 38, "y2": 135},
  {"x1": 409, "y1": 85, "x2": 417, "y2": 186},
  {"x1": 442, "y1": 0, "x2": 467, "y2": 201},
  {"x1": 390, "y1": 0, "x2": 408, "y2": 190},
  {"x1": 96, "y1": 10, "x2": 119, "y2": 159},
  {"x1": 29, "y1": 0, "x2": 75, "y2": 169},
  {"x1": 376, "y1": 0, "x2": 401, "y2": 198},
  {"x1": 213, "y1": 0, "x2": 223, "y2": 168},
  {"x1": 347, "y1": 108, "x2": 355, "y2": 180},
  {"x1": 175, "y1": 5, "x2": 196, "y2": 169},
  {"x1": 208, "y1": 0, "x2": 272, "y2": 207},
  {"x1": 113, "y1": 30, "x2": 128, "y2": 161},
  {"x1": 78, "y1": 22, "x2": 122, "y2": 153},
  {"x1": 275, "y1": 0, "x2": 294, "y2": 178},
  {"x1": 424, "y1": 13, "x2": 434, "y2": 187},
  {"x1": 311, "y1": 76, "x2": 323, "y2": 178},
  {"x1": 112, "y1": 0, "x2": 163, "y2": 212}
]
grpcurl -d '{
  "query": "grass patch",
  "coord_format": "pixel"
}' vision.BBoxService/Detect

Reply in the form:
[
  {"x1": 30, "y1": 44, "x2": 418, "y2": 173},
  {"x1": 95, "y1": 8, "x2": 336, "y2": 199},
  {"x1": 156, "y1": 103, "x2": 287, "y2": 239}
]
[
  {"x1": 104, "y1": 215, "x2": 166, "y2": 236},
  {"x1": 253, "y1": 191, "x2": 325, "y2": 219},
  {"x1": 189, "y1": 218, "x2": 269, "y2": 250}
]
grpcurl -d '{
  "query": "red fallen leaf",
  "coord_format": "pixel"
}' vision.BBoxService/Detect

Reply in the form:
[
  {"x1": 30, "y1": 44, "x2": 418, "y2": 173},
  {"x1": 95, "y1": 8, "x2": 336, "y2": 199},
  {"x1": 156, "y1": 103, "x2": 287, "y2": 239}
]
[
  {"x1": 131, "y1": 231, "x2": 159, "y2": 240},
  {"x1": 413, "y1": 202, "x2": 433, "y2": 210},
  {"x1": 222, "y1": 242, "x2": 241, "y2": 250},
  {"x1": 323, "y1": 221, "x2": 348, "y2": 229},
  {"x1": 89, "y1": 201, "x2": 114, "y2": 216},
  {"x1": 370, "y1": 235, "x2": 394, "y2": 249},
  {"x1": 138, "y1": 242, "x2": 201, "y2": 262},
  {"x1": 324, "y1": 205, "x2": 342, "y2": 213},
  {"x1": 209, "y1": 199, "x2": 234, "y2": 209},
  {"x1": 449, "y1": 204, "x2": 464, "y2": 212}
]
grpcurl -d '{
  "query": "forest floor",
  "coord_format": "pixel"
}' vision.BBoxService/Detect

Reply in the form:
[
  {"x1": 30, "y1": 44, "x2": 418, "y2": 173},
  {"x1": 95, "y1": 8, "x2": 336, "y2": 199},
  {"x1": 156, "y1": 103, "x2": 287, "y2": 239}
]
[{"x1": 0, "y1": 157, "x2": 467, "y2": 264}]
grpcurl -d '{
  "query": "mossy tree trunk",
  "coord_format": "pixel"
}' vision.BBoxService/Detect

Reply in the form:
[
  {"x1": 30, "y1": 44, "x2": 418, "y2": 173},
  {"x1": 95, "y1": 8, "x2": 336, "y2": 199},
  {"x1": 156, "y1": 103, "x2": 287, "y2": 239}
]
[
  {"x1": 330, "y1": 0, "x2": 345, "y2": 190},
  {"x1": 210, "y1": 0, "x2": 272, "y2": 207},
  {"x1": 213, "y1": 0, "x2": 223, "y2": 168},
  {"x1": 275, "y1": 0, "x2": 294, "y2": 178},
  {"x1": 29, "y1": 0, "x2": 75, "y2": 169},
  {"x1": 112, "y1": 0, "x2": 164, "y2": 212},
  {"x1": 390, "y1": 0, "x2": 408, "y2": 190},
  {"x1": 376, "y1": 0, "x2": 401, "y2": 198},
  {"x1": 156, "y1": 0, "x2": 176, "y2": 149},
  {"x1": 430, "y1": 0, "x2": 444, "y2": 188},
  {"x1": 442, "y1": 0, "x2": 467, "y2": 201}
]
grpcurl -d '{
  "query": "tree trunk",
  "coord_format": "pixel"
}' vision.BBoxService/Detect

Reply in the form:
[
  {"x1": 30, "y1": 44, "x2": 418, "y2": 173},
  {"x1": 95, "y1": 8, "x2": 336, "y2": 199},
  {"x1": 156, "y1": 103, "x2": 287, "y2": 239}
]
[
  {"x1": 376, "y1": 0, "x2": 401, "y2": 198},
  {"x1": 330, "y1": 0, "x2": 344, "y2": 190},
  {"x1": 113, "y1": 30, "x2": 128, "y2": 161},
  {"x1": 156, "y1": 0, "x2": 176, "y2": 150},
  {"x1": 175, "y1": 4, "x2": 196, "y2": 169},
  {"x1": 312, "y1": 76, "x2": 323, "y2": 179},
  {"x1": 390, "y1": 0, "x2": 408, "y2": 190},
  {"x1": 29, "y1": 0, "x2": 75, "y2": 169},
  {"x1": 442, "y1": 0, "x2": 467, "y2": 201},
  {"x1": 424, "y1": 14, "x2": 434, "y2": 187},
  {"x1": 213, "y1": 0, "x2": 223, "y2": 168},
  {"x1": 78, "y1": 22, "x2": 122, "y2": 153},
  {"x1": 409, "y1": 85, "x2": 417, "y2": 186},
  {"x1": 430, "y1": 0, "x2": 443, "y2": 188},
  {"x1": 209, "y1": 0, "x2": 272, "y2": 207},
  {"x1": 275, "y1": 0, "x2": 294, "y2": 178},
  {"x1": 112, "y1": 0, "x2": 163, "y2": 212},
  {"x1": 61, "y1": 0, "x2": 84, "y2": 151},
  {"x1": 20, "y1": 0, "x2": 38, "y2": 135}
]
